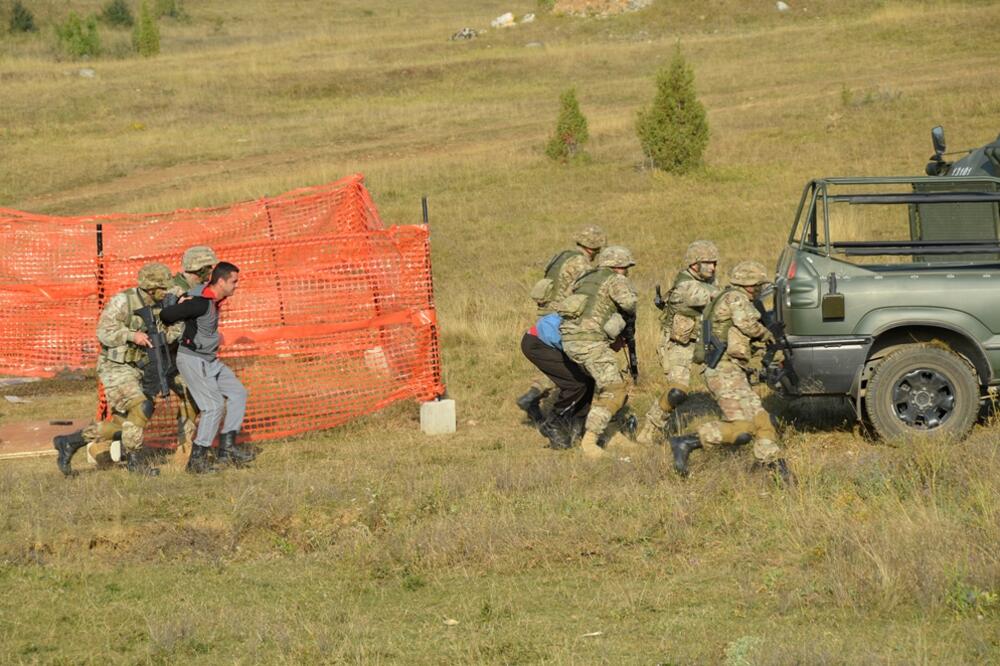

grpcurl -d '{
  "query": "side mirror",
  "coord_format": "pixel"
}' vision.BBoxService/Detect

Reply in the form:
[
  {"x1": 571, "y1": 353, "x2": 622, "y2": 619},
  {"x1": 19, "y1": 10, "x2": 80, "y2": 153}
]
[{"x1": 931, "y1": 125, "x2": 946, "y2": 157}]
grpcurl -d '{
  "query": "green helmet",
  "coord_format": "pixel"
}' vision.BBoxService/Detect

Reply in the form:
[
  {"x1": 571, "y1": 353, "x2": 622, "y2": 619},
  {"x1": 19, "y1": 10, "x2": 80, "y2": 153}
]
[
  {"x1": 181, "y1": 245, "x2": 218, "y2": 273},
  {"x1": 729, "y1": 260, "x2": 769, "y2": 287},
  {"x1": 137, "y1": 262, "x2": 172, "y2": 291},
  {"x1": 574, "y1": 224, "x2": 607, "y2": 251},
  {"x1": 683, "y1": 240, "x2": 719, "y2": 266},
  {"x1": 597, "y1": 245, "x2": 636, "y2": 269}
]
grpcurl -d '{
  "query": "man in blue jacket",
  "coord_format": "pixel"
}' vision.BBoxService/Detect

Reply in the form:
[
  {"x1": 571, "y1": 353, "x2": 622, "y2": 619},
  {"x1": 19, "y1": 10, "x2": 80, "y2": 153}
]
[{"x1": 159, "y1": 261, "x2": 256, "y2": 473}]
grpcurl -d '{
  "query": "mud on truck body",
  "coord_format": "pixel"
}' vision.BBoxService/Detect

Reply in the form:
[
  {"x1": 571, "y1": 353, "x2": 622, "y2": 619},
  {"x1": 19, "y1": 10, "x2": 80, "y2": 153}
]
[{"x1": 768, "y1": 128, "x2": 1000, "y2": 440}]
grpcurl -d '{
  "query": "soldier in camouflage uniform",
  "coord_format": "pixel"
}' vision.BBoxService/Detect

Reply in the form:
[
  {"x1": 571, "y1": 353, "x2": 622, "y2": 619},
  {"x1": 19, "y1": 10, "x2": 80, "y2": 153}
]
[
  {"x1": 167, "y1": 246, "x2": 219, "y2": 450},
  {"x1": 517, "y1": 225, "x2": 607, "y2": 425},
  {"x1": 668, "y1": 261, "x2": 791, "y2": 482},
  {"x1": 637, "y1": 240, "x2": 721, "y2": 444},
  {"x1": 559, "y1": 246, "x2": 638, "y2": 459},
  {"x1": 52, "y1": 263, "x2": 183, "y2": 477}
]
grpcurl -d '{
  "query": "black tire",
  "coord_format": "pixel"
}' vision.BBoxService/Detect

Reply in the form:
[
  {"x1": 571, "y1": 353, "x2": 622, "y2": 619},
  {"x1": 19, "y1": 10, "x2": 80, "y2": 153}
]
[{"x1": 865, "y1": 344, "x2": 979, "y2": 441}]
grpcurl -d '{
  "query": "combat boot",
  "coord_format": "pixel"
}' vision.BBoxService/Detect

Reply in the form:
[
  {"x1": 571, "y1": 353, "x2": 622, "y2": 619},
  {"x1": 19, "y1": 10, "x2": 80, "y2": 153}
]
[
  {"x1": 579, "y1": 431, "x2": 605, "y2": 459},
  {"x1": 515, "y1": 387, "x2": 545, "y2": 427},
  {"x1": 126, "y1": 448, "x2": 161, "y2": 477},
  {"x1": 53, "y1": 430, "x2": 86, "y2": 477},
  {"x1": 186, "y1": 444, "x2": 217, "y2": 474},
  {"x1": 754, "y1": 459, "x2": 795, "y2": 486},
  {"x1": 669, "y1": 434, "x2": 703, "y2": 477},
  {"x1": 539, "y1": 416, "x2": 571, "y2": 450},
  {"x1": 216, "y1": 431, "x2": 255, "y2": 467}
]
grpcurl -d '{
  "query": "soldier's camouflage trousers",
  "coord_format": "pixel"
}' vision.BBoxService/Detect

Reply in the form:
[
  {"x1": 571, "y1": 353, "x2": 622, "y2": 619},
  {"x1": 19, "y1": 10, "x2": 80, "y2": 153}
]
[
  {"x1": 170, "y1": 370, "x2": 199, "y2": 447},
  {"x1": 645, "y1": 335, "x2": 696, "y2": 429},
  {"x1": 562, "y1": 340, "x2": 629, "y2": 438},
  {"x1": 697, "y1": 360, "x2": 781, "y2": 463},
  {"x1": 85, "y1": 358, "x2": 154, "y2": 464}
]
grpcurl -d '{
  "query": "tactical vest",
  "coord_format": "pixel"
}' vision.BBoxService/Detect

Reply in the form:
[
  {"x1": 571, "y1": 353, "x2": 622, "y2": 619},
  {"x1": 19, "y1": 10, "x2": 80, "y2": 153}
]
[
  {"x1": 560, "y1": 268, "x2": 620, "y2": 341},
  {"x1": 101, "y1": 288, "x2": 153, "y2": 365},
  {"x1": 693, "y1": 286, "x2": 740, "y2": 364},
  {"x1": 532, "y1": 249, "x2": 585, "y2": 308},
  {"x1": 661, "y1": 269, "x2": 711, "y2": 341}
]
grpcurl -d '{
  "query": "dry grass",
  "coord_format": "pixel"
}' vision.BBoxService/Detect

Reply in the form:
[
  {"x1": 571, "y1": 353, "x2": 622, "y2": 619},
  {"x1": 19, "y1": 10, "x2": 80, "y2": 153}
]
[{"x1": 2, "y1": 0, "x2": 1000, "y2": 662}]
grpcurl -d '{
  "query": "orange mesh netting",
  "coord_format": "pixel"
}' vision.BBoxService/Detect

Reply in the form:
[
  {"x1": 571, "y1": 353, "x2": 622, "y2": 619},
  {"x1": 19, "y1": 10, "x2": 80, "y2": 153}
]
[{"x1": 0, "y1": 174, "x2": 444, "y2": 444}]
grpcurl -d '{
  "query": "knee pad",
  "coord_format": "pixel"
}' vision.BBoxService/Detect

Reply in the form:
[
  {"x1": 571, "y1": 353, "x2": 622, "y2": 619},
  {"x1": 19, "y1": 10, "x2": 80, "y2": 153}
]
[
  {"x1": 124, "y1": 398, "x2": 154, "y2": 428},
  {"x1": 753, "y1": 411, "x2": 779, "y2": 441},
  {"x1": 595, "y1": 381, "x2": 628, "y2": 415},
  {"x1": 719, "y1": 420, "x2": 755, "y2": 445},
  {"x1": 661, "y1": 386, "x2": 688, "y2": 410}
]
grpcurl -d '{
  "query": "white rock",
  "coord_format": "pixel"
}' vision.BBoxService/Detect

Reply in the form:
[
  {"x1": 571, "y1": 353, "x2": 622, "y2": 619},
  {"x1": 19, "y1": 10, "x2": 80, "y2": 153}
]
[
  {"x1": 521, "y1": 13, "x2": 535, "y2": 23},
  {"x1": 78, "y1": 68, "x2": 96, "y2": 78},
  {"x1": 491, "y1": 12, "x2": 515, "y2": 28},
  {"x1": 776, "y1": 1, "x2": 790, "y2": 10}
]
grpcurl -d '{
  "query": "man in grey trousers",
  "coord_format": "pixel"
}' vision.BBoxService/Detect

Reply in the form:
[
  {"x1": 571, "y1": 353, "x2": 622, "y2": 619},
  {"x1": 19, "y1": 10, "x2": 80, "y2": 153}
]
[{"x1": 160, "y1": 261, "x2": 256, "y2": 473}]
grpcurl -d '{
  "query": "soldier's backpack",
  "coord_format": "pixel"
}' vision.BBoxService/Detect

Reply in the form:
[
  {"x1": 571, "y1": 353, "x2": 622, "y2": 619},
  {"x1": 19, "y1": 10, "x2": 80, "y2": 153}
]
[{"x1": 530, "y1": 249, "x2": 584, "y2": 307}]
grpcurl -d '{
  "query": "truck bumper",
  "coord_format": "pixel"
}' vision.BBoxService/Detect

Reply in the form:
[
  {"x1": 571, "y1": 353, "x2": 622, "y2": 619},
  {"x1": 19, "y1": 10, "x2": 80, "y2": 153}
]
[{"x1": 767, "y1": 334, "x2": 873, "y2": 396}]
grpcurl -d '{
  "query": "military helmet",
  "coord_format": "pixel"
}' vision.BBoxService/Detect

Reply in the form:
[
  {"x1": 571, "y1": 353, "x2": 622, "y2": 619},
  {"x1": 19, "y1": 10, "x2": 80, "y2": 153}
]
[
  {"x1": 597, "y1": 245, "x2": 636, "y2": 269},
  {"x1": 683, "y1": 240, "x2": 719, "y2": 266},
  {"x1": 729, "y1": 260, "x2": 770, "y2": 287},
  {"x1": 181, "y1": 245, "x2": 218, "y2": 273},
  {"x1": 137, "y1": 262, "x2": 173, "y2": 291},
  {"x1": 574, "y1": 224, "x2": 607, "y2": 251}
]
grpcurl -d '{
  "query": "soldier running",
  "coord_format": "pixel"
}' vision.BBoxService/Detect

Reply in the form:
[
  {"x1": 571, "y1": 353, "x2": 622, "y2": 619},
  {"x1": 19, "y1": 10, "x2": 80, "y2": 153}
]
[
  {"x1": 516, "y1": 224, "x2": 606, "y2": 426},
  {"x1": 638, "y1": 240, "x2": 721, "y2": 444},
  {"x1": 53, "y1": 263, "x2": 182, "y2": 476},
  {"x1": 167, "y1": 245, "x2": 219, "y2": 451},
  {"x1": 668, "y1": 260, "x2": 791, "y2": 482},
  {"x1": 559, "y1": 246, "x2": 638, "y2": 459}
]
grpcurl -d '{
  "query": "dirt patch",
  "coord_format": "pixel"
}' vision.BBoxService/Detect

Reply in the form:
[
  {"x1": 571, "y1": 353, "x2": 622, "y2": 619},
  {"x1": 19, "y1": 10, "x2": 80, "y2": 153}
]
[
  {"x1": 0, "y1": 419, "x2": 87, "y2": 459},
  {"x1": 554, "y1": 0, "x2": 653, "y2": 17}
]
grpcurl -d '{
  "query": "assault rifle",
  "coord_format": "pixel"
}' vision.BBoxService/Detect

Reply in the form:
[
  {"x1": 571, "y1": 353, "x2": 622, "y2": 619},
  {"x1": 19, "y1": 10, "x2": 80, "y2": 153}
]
[
  {"x1": 622, "y1": 312, "x2": 639, "y2": 382},
  {"x1": 701, "y1": 313, "x2": 727, "y2": 370},
  {"x1": 133, "y1": 303, "x2": 173, "y2": 398},
  {"x1": 752, "y1": 284, "x2": 797, "y2": 388},
  {"x1": 653, "y1": 284, "x2": 666, "y2": 311}
]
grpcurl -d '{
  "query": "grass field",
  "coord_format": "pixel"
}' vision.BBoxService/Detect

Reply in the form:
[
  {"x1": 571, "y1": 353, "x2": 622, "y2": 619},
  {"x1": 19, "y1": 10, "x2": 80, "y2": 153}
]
[{"x1": 2, "y1": 0, "x2": 1000, "y2": 662}]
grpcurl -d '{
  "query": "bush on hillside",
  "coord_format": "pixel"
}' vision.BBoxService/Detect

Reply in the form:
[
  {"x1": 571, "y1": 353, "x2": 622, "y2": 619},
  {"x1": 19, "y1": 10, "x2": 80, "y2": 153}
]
[
  {"x1": 10, "y1": 0, "x2": 37, "y2": 33},
  {"x1": 155, "y1": 0, "x2": 187, "y2": 20},
  {"x1": 545, "y1": 88, "x2": 590, "y2": 163},
  {"x1": 636, "y1": 46, "x2": 709, "y2": 174},
  {"x1": 101, "y1": 0, "x2": 134, "y2": 27},
  {"x1": 56, "y1": 12, "x2": 101, "y2": 57},
  {"x1": 132, "y1": 1, "x2": 159, "y2": 56}
]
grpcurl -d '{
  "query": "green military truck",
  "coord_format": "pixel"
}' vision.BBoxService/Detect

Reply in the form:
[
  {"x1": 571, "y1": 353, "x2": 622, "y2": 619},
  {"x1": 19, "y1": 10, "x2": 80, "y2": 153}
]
[{"x1": 769, "y1": 127, "x2": 1000, "y2": 440}]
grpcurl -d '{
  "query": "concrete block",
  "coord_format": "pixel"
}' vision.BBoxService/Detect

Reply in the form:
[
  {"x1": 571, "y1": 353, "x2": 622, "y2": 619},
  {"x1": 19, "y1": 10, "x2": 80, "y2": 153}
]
[{"x1": 420, "y1": 399, "x2": 456, "y2": 435}]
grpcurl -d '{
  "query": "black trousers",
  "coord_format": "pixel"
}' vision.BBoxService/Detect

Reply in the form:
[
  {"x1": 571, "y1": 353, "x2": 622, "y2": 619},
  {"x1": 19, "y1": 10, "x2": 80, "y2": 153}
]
[{"x1": 520, "y1": 333, "x2": 594, "y2": 416}]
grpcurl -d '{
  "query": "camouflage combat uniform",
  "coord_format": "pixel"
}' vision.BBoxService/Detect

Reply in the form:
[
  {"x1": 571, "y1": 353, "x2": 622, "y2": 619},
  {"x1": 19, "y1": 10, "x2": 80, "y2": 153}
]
[
  {"x1": 695, "y1": 262, "x2": 780, "y2": 463},
  {"x1": 61, "y1": 264, "x2": 183, "y2": 473},
  {"x1": 165, "y1": 246, "x2": 218, "y2": 448},
  {"x1": 559, "y1": 246, "x2": 638, "y2": 458},
  {"x1": 517, "y1": 225, "x2": 606, "y2": 423},
  {"x1": 639, "y1": 240, "x2": 721, "y2": 443}
]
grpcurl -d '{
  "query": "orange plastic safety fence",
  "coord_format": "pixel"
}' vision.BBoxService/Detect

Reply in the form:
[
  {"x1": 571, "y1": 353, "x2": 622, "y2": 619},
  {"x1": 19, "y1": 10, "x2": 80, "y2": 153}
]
[{"x1": 0, "y1": 175, "x2": 444, "y2": 445}]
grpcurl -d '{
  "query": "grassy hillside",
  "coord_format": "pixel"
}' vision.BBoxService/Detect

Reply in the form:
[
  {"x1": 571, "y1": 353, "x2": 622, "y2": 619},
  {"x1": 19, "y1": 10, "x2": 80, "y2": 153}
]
[{"x1": 2, "y1": 0, "x2": 1000, "y2": 662}]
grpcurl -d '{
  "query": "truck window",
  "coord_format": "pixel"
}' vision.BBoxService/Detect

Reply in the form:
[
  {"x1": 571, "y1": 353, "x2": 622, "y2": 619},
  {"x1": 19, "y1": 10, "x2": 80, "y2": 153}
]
[{"x1": 817, "y1": 180, "x2": 1000, "y2": 268}]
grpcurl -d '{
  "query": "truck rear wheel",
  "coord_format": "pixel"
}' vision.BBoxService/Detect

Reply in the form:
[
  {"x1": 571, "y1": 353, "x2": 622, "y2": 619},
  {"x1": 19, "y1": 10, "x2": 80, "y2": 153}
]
[{"x1": 865, "y1": 344, "x2": 979, "y2": 441}]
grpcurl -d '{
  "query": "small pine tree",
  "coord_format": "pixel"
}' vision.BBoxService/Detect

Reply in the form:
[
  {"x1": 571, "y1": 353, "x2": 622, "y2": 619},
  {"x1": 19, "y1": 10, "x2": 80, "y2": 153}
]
[
  {"x1": 56, "y1": 12, "x2": 101, "y2": 57},
  {"x1": 636, "y1": 46, "x2": 710, "y2": 174},
  {"x1": 545, "y1": 88, "x2": 590, "y2": 163},
  {"x1": 132, "y1": 1, "x2": 159, "y2": 57},
  {"x1": 10, "y1": 0, "x2": 37, "y2": 33},
  {"x1": 101, "y1": 0, "x2": 134, "y2": 27}
]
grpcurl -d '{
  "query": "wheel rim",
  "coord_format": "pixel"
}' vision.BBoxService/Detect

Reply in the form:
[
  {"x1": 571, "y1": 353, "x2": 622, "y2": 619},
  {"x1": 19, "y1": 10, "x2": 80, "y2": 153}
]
[{"x1": 891, "y1": 368, "x2": 956, "y2": 430}]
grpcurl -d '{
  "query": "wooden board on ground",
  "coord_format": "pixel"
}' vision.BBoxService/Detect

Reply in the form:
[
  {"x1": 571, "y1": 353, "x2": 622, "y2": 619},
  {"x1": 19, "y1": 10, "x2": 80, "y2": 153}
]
[{"x1": 0, "y1": 420, "x2": 85, "y2": 461}]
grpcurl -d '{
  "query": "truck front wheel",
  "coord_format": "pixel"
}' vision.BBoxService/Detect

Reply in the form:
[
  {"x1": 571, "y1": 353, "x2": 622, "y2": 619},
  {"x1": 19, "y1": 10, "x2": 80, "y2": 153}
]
[{"x1": 865, "y1": 344, "x2": 979, "y2": 441}]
